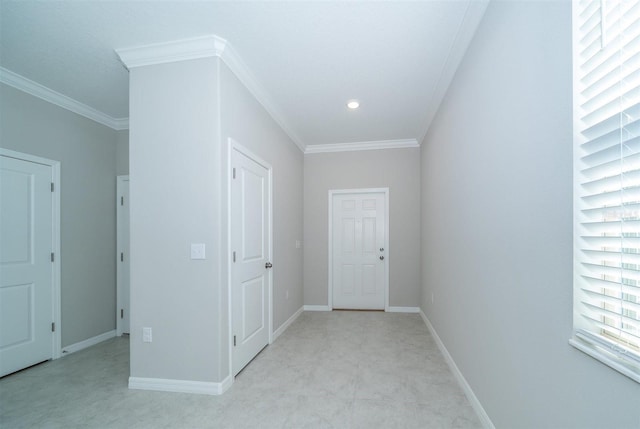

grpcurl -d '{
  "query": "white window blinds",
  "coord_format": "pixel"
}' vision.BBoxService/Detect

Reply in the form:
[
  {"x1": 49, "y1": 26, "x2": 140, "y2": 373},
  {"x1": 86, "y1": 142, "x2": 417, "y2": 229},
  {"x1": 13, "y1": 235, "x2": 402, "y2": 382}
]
[{"x1": 573, "y1": 0, "x2": 640, "y2": 381}]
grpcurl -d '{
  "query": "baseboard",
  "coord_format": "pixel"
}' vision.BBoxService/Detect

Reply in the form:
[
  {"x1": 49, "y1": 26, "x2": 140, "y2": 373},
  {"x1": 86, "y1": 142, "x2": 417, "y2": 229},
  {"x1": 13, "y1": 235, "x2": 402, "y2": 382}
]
[
  {"x1": 129, "y1": 375, "x2": 232, "y2": 395},
  {"x1": 386, "y1": 306, "x2": 420, "y2": 313},
  {"x1": 272, "y1": 306, "x2": 303, "y2": 342},
  {"x1": 303, "y1": 305, "x2": 331, "y2": 311},
  {"x1": 61, "y1": 330, "x2": 116, "y2": 356},
  {"x1": 419, "y1": 310, "x2": 495, "y2": 429}
]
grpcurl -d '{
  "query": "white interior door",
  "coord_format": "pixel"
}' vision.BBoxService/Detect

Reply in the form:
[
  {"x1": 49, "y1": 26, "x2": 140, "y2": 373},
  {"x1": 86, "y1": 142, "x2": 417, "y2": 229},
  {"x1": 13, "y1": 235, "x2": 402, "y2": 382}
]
[
  {"x1": 231, "y1": 145, "x2": 271, "y2": 376},
  {"x1": 0, "y1": 155, "x2": 54, "y2": 376},
  {"x1": 117, "y1": 176, "x2": 130, "y2": 335},
  {"x1": 331, "y1": 191, "x2": 387, "y2": 310}
]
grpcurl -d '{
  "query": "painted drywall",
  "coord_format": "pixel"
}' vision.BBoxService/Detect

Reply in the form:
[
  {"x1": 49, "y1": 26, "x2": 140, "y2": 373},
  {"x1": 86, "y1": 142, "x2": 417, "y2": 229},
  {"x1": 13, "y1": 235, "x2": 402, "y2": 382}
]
[
  {"x1": 0, "y1": 83, "x2": 118, "y2": 347},
  {"x1": 304, "y1": 148, "x2": 421, "y2": 308},
  {"x1": 420, "y1": 2, "x2": 640, "y2": 428},
  {"x1": 128, "y1": 58, "x2": 222, "y2": 382},
  {"x1": 116, "y1": 130, "x2": 129, "y2": 175},
  {"x1": 219, "y1": 60, "x2": 304, "y2": 361}
]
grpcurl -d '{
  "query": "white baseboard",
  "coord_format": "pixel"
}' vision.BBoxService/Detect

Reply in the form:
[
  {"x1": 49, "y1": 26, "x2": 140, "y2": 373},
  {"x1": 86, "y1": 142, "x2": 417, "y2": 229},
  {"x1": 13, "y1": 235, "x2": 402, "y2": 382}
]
[
  {"x1": 419, "y1": 310, "x2": 495, "y2": 429},
  {"x1": 61, "y1": 330, "x2": 116, "y2": 356},
  {"x1": 129, "y1": 375, "x2": 232, "y2": 396},
  {"x1": 303, "y1": 305, "x2": 332, "y2": 311},
  {"x1": 272, "y1": 306, "x2": 303, "y2": 342},
  {"x1": 386, "y1": 306, "x2": 420, "y2": 313}
]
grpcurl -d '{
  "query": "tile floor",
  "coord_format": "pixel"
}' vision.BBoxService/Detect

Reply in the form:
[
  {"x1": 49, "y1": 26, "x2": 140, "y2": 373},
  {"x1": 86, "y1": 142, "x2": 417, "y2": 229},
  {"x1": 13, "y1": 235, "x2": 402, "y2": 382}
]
[{"x1": 0, "y1": 311, "x2": 482, "y2": 428}]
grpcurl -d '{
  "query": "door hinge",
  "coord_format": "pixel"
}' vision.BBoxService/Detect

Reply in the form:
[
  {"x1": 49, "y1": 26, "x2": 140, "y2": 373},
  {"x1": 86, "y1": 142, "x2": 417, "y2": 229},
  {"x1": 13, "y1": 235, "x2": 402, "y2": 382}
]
[
  {"x1": 51, "y1": 182, "x2": 54, "y2": 192},
  {"x1": 51, "y1": 252, "x2": 54, "y2": 262},
  {"x1": 121, "y1": 196, "x2": 124, "y2": 206},
  {"x1": 51, "y1": 322, "x2": 55, "y2": 332},
  {"x1": 121, "y1": 309, "x2": 124, "y2": 319},
  {"x1": 120, "y1": 252, "x2": 124, "y2": 262},
  {"x1": 232, "y1": 168, "x2": 236, "y2": 179},
  {"x1": 233, "y1": 335, "x2": 236, "y2": 346},
  {"x1": 233, "y1": 251, "x2": 236, "y2": 263}
]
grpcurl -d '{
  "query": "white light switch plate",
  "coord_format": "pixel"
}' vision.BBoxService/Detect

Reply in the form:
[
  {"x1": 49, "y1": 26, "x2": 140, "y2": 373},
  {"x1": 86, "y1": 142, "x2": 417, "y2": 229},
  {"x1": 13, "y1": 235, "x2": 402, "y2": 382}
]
[
  {"x1": 191, "y1": 243, "x2": 206, "y2": 260},
  {"x1": 143, "y1": 327, "x2": 152, "y2": 343}
]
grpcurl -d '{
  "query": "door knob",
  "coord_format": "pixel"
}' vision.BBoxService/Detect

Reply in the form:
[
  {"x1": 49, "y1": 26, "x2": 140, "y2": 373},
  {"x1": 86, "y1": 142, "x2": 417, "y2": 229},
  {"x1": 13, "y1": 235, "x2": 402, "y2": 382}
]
[
  {"x1": 265, "y1": 262, "x2": 273, "y2": 269},
  {"x1": 379, "y1": 256, "x2": 384, "y2": 260}
]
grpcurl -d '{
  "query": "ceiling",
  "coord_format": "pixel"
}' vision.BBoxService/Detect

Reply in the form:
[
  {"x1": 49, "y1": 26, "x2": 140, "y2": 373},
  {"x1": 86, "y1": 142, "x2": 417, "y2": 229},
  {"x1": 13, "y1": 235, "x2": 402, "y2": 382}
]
[{"x1": 0, "y1": 1, "x2": 487, "y2": 151}]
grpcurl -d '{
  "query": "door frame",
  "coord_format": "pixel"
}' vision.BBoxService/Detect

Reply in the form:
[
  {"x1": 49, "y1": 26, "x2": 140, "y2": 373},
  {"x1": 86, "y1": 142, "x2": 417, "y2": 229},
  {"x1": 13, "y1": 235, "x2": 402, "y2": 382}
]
[
  {"x1": 227, "y1": 138, "x2": 273, "y2": 379},
  {"x1": 0, "y1": 148, "x2": 62, "y2": 360},
  {"x1": 116, "y1": 175, "x2": 129, "y2": 336},
  {"x1": 328, "y1": 188, "x2": 390, "y2": 311}
]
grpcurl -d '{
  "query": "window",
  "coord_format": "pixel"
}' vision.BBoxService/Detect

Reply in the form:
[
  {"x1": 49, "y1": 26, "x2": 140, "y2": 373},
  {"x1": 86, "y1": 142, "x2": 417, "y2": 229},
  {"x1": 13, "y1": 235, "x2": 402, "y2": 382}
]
[{"x1": 572, "y1": 0, "x2": 640, "y2": 383}]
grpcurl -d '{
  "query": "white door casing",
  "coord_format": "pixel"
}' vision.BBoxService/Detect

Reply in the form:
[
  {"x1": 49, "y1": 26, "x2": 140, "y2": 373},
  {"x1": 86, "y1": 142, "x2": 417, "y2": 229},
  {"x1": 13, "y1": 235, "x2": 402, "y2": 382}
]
[
  {"x1": 329, "y1": 189, "x2": 389, "y2": 310},
  {"x1": 0, "y1": 149, "x2": 61, "y2": 376},
  {"x1": 230, "y1": 141, "x2": 272, "y2": 376},
  {"x1": 116, "y1": 175, "x2": 130, "y2": 336}
]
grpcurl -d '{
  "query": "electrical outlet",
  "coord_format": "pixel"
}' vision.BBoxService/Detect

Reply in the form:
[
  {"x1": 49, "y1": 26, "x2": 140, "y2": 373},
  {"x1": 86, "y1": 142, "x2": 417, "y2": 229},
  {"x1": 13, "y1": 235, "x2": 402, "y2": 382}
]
[
  {"x1": 190, "y1": 243, "x2": 206, "y2": 260},
  {"x1": 285, "y1": 290, "x2": 289, "y2": 300},
  {"x1": 143, "y1": 327, "x2": 152, "y2": 343},
  {"x1": 295, "y1": 240, "x2": 302, "y2": 249}
]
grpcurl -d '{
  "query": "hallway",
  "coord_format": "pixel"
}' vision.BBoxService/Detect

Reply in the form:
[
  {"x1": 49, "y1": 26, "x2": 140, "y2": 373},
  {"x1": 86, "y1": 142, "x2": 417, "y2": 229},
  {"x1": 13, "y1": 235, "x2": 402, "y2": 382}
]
[{"x1": 0, "y1": 311, "x2": 480, "y2": 428}]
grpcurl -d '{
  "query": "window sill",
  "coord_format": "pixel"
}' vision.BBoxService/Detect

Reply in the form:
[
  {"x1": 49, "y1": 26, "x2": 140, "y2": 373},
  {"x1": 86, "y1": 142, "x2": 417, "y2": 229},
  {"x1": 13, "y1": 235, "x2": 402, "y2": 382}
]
[{"x1": 570, "y1": 336, "x2": 640, "y2": 384}]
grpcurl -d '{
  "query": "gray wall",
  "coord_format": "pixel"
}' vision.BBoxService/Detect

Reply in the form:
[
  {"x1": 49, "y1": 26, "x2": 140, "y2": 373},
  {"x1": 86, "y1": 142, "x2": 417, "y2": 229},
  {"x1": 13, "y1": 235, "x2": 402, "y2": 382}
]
[
  {"x1": 420, "y1": 2, "x2": 640, "y2": 428},
  {"x1": 304, "y1": 148, "x2": 421, "y2": 308},
  {"x1": 129, "y1": 58, "x2": 222, "y2": 382},
  {"x1": 116, "y1": 130, "x2": 129, "y2": 176},
  {"x1": 220, "y1": 62, "x2": 304, "y2": 339},
  {"x1": 0, "y1": 83, "x2": 118, "y2": 347},
  {"x1": 128, "y1": 56, "x2": 303, "y2": 384}
]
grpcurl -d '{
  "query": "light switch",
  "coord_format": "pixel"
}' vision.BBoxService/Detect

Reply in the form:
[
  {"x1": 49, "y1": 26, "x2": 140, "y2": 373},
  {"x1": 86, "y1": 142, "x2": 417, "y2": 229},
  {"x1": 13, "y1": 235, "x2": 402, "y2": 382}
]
[
  {"x1": 295, "y1": 240, "x2": 302, "y2": 249},
  {"x1": 191, "y1": 243, "x2": 206, "y2": 260},
  {"x1": 143, "y1": 327, "x2": 152, "y2": 343}
]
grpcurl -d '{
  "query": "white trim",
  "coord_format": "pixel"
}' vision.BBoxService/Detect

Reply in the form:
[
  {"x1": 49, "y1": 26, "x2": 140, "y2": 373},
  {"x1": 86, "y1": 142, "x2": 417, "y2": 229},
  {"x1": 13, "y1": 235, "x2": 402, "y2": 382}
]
[
  {"x1": 272, "y1": 307, "x2": 304, "y2": 342},
  {"x1": 419, "y1": 310, "x2": 495, "y2": 429},
  {"x1": 115, "y1": 35, "x2": 226, "y2": 70},
  {"x1": 116, "y1": 175, "x2": 130, "y2": 337},
  {"x1": 128, "y1": 375, "x2": 232, "y2": 396},
  {"x1": 61, "y1": 330, "x2": 116, "y2": 356},
  {"x1": 386, "y1": 306, "x2": 420, "y2": 313},
  {"x1": 116, "y1": 35, "x2": 305, "y2": 152},
  {"x1": 0, "y1": 67, "x2": 128, "y2": 131},
  {"x1": 569, "y1": 337, "x2": 640, "y2": 384},
  {"x1": 305, "y1": 139, "x2": 419, "y2": 154},
  {"x1": 303, "y1": 305, "x2": 332, "y2": 312},
  {"x1": 0, "y1": 148, "x2": 62, "y2": 360},
  {"x1": 328, "y1": 188, "x2": 390, "y2": 312},
  {"x1": 418, "y1": 0, "x2": 489, "y2": 144},
  {"x1": 228, "y1": 138, "x2": 274, "y2": 377}
]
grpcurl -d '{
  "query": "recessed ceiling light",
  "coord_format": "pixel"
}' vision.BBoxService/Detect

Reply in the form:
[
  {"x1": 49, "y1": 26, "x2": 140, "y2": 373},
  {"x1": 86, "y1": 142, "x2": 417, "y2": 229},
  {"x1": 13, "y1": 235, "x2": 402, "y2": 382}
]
[{"x1": 347, "y1": 100, "x2": 360, "y2": 109}]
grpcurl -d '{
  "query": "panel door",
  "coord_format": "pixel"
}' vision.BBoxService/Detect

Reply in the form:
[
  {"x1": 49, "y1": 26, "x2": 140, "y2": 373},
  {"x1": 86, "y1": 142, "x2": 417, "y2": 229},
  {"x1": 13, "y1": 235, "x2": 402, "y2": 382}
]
[
  {"x1": 332, "y1": 192, "x2": 385, "y2": 310},
  {"x1": 231, "y1": 147, "x2": 271, "y2": 376},
  {"x1": 117, "y1": 176, "x2": 130, "y2": 335},
  {"x1": 0, "y1": 155, "x2": 53, "y2": 376}
]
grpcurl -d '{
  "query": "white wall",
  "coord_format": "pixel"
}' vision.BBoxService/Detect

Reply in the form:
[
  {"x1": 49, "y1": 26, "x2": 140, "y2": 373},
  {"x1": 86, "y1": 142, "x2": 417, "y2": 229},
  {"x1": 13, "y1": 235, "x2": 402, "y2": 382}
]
[
  {"x1": 129, "y1": 58, "x2": 223, "y2": 382},
  {"x1": 0, "y1": 83, "x2": 118, "y2": 347},
  {"x1": 304, "y1": 148, "x2": 421, "y2": 307},
  {"x1": 420, "y1": 2, "x2": 640, "y2": 427}
]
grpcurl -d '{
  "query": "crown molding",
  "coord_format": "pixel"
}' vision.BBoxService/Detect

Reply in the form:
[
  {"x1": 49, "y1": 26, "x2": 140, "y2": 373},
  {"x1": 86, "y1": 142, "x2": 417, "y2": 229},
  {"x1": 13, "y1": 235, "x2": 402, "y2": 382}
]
[
  {"x1": 304, "y1": 138, "x2": 419, "y2": 154},
  {"x1": 115, "y1": 35, "x2": 306, "y2": 152},
  {"x1": 418, "y1": 0, "x2": 489, "y2": 144},
  {"x1": 115, "y1": 35, "x2": 226, "y2": 70},
  {"x1": 0, "y1": 67, "x2": 128, "y2": 130}
]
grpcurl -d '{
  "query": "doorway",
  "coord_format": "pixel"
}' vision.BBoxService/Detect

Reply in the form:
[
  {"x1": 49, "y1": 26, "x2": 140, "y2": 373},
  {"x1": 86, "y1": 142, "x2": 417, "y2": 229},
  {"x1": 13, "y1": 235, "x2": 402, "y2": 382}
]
[
  {"x1": 0, "y1": 149, "x2": 61, "y2": 377},
  {"x1": 329, "y1": 188, "x2": 389, "y2": 310},
  {"x1": 229, "y1": 140, "x2": 273, "y2": 376}
]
